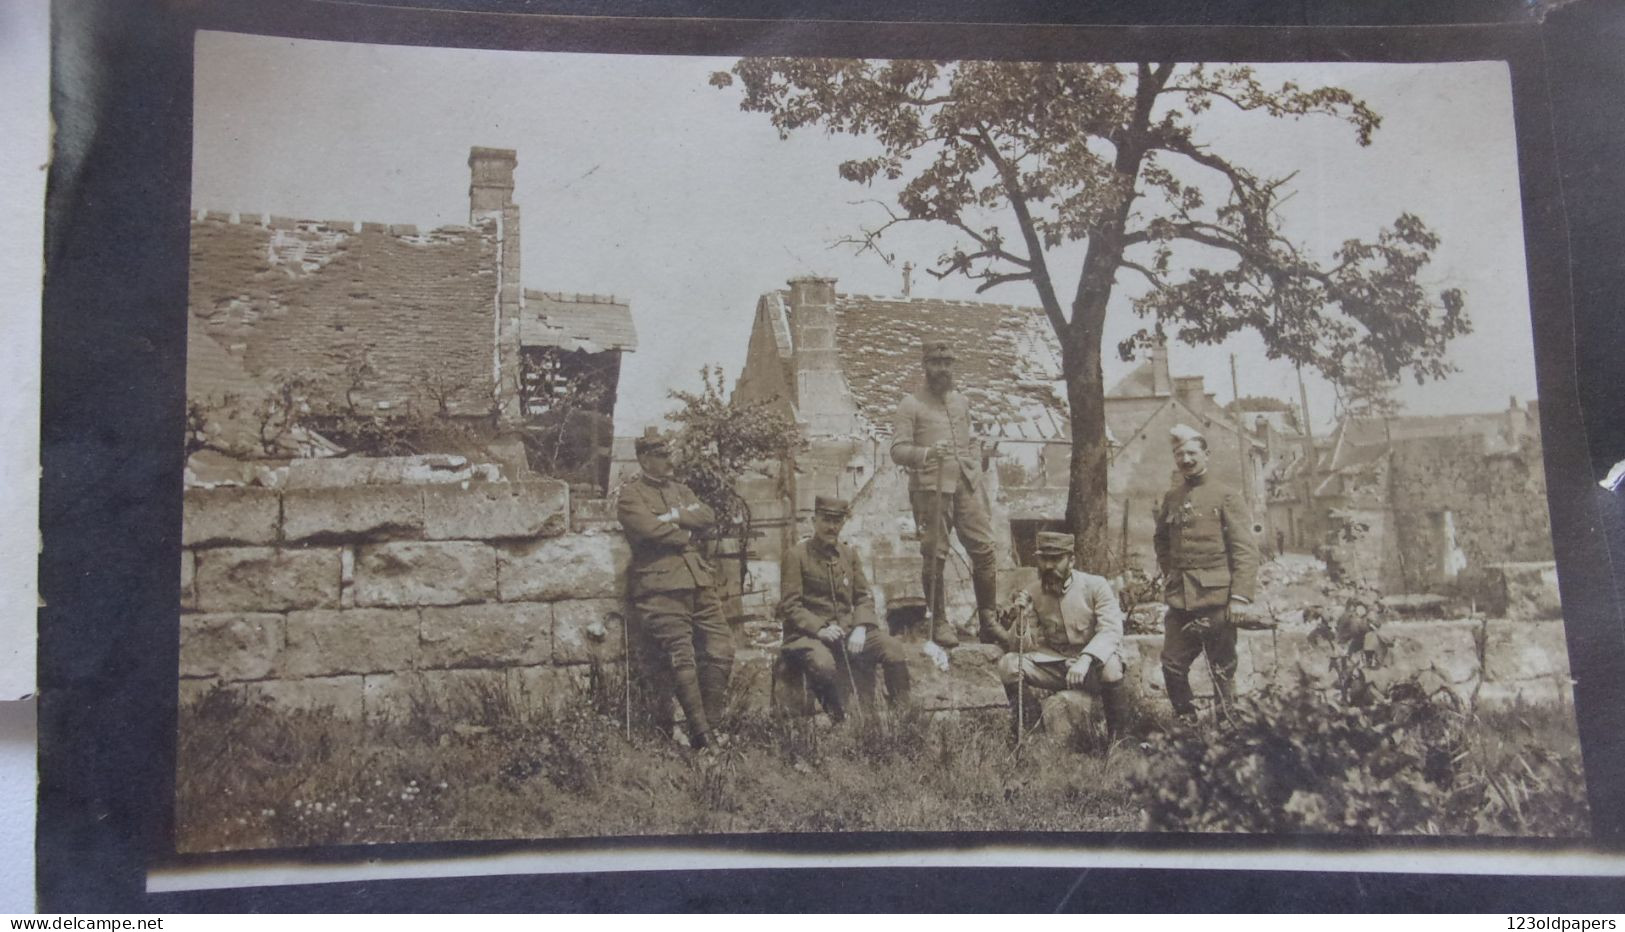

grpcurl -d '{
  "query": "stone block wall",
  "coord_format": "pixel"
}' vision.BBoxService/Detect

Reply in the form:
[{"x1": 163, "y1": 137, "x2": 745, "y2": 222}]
[
  {"x1": 730, "y1": 619, "x2": 1575, "y2": 715},
  {"x1": 181, "y1": 477, "x2": 1575, "y2": 720},
  {"x1": 179, "y1": 479, "x2": 629, "y2": 719},
  {"x1": 1389, "y1": 434, "x2": 1554, "y2": 589}
]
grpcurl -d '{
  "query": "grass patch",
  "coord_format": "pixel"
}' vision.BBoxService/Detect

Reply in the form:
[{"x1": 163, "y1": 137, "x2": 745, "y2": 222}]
[{"x1": 175, "y1": 666, "x2": 1587, "y2": 852}]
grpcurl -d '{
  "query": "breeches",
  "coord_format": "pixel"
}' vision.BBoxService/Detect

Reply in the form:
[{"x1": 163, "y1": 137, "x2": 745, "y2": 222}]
[
  {"x1": 1161, "y1": 605, "x2": 1236, "y2": 714},
  {"x1": 909, "y1": 487, "x2": 998, "y2": 569},
  {"x1": 997, "y1": 651, "x2": 1124, "y2": 693},
  {"x1": 634, "y1": 588, "x2": 734, "y2": 671},
  {"x1": 632, "y1": 588, "x2": 735, "y2": 735}
]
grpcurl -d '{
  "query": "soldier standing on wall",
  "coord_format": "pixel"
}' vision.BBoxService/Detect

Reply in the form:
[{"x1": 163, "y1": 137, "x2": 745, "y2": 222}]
[
  {"x1": 617, "y1": 428, "x2": 735, "y2": 751},
  {"x1": 890, "y1": 340, "x2": 1002, "y2": 648},
  {"x1": 777, "y1": 496, "x2": 912, "y2": 719},
  {"x1": 1153, "y1": 423, "x2": 1261, "y2": 722}
]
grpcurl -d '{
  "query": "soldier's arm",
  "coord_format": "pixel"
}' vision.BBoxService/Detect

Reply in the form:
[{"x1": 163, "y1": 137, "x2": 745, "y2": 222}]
[
  {"x1": 673, "y1": 486, "x2": 716, "y2": 532},
  {"x1": 889, "y1": 395, "x2": 928, "y2": 468},
  {"x1": 616, "y1": 485, "x2": 690, "y2": 549},
  {"x1": 1151, "y1": 494, "x2": 1171, "y2": 577},
  {"x1": 1222, "y1": 491, "x2": 1261, "y2": 603},
  {"x1": 1081, "y1": 576, "x2": 1124, "y2": 664},
  {"x1": 776, "y1": 548, "x2": 826, "y2": 638},
  {"x1": 848, "y1": 549, "x2": 878, "y2": 630}
]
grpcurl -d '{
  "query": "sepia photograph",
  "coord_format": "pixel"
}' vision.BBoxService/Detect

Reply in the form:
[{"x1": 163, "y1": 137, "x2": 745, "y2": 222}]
[{"x1": 173, "y1": 29, "x2": 1587, "y2": 853}]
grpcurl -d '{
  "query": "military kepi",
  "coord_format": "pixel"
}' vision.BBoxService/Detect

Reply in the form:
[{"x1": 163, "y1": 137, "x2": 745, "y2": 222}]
[
  {"x1": 1034, "y1": 531, "x2": 1075, "y2": 555},
  {"x1": 634, "y1": 425, "x2": 669, "y2": 456},
  {"x1": 922, "y1": 340, "x2": 955, "y2": 361},
  {"x1": 1169, "y1": 423, "x2": 1205, "y2": 449},
  {"x1": 813, "y1": 495, "x2": 850, "y2": 517}
]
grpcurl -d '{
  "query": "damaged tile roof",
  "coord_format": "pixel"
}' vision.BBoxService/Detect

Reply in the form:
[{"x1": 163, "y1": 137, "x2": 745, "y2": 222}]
[
  {"x1": 827, "y1": 293, "x2": 1069, "y2": 440},
  {"x1": 521, "y1": 290, "x2": 638, "y2": 353},
  {"x1": 187, "y1": 213, "x2": 500, "y2": 416}
]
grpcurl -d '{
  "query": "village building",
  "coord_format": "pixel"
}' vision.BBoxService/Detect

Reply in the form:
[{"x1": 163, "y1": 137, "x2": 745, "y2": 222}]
[
  {"x1": 1276, "y1": 398, "x2": 1551, "y2": 593},
  {"x1": 727, "y1": 276, "x2": 1274, "y2": 620},
  {"x1": 185, "y1": 146, "x2": 636, "y2": 489}
]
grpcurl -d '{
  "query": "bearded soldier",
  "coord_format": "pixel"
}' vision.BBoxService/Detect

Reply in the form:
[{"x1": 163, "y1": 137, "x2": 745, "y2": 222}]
[
  {"x1": 777, "y1": 496, "x2": 911, "y2": 719},
  {"x1": 995, "y1": 531, "x2": 1128, "y2": 743},
  {"x1": 617, "y1": 428, "x2": 735, "y2": 750},
  {"x1": 1153, "y1": 423, "x2": 1260, "y2": 721},
  {"x1": 890, "y1": 340, "x2": 1000, "y2": 648}
]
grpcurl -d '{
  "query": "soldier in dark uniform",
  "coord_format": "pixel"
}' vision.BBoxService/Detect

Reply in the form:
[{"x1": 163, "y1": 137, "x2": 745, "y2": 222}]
[
  {"x1": 1153, "y1": 424, "x2": 1260, "y2": 720},
  {"x1": 996, "y1": 531, "x2": 1128, "y2": 743},
  {"x1": 778, "y1": 496, "x2": 911, "y2": 719},
  {"x1": 617, "y1": 429, "x2": 734, "y2": 750},
  {"x1": 890, "y1": 340, "x2": 1000, "y2": 648}
]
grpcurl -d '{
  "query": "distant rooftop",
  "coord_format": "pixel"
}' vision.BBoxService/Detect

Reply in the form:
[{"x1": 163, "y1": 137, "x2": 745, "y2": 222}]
[{"x1": 521, "y1": 290, "x2": 638, "y2": 353}]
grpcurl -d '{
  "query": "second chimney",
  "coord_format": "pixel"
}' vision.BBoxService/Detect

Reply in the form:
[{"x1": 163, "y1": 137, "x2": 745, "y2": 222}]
[{"x1": 468, "y1": 147, "x2": 517, "y2": 222}]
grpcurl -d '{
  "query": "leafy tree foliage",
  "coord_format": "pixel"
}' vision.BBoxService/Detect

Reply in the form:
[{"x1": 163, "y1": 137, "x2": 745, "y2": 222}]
[
  {"x1": 1333, "y1": 346, "x2": 1407, "y2": 421},
  {"x1": 664, "y1": 364, "x2": 803, "y2": 546},
  {"x1": 714, "y1": 59, "x2": 1469, "y2": 565}
]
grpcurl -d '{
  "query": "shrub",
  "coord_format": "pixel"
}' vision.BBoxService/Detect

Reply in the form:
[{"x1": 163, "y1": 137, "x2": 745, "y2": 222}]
[{"x1": 1129, "y1": 626, "x2": 1589, "y2": 835}]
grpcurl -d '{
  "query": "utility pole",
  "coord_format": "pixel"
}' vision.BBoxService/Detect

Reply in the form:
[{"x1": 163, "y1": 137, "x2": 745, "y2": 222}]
[
  {"x1": 1296, "y1": 363, "x2": 1317, "y2": 550},
  {"x1": 1230, "y1": 354, "x2": 1251, "y2": 506}
]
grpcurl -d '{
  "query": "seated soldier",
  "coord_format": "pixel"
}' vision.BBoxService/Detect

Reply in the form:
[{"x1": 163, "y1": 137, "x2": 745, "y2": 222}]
[
  {"x1": 996, "y1": 531, "x2": 1128, "y2": 743},
  {"x1": 777, "y1": 496, "x2": 911, "y2": 719}
]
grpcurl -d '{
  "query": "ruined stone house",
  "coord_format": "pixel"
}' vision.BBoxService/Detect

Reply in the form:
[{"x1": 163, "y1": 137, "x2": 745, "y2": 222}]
[
  {"x1": 727, "y1": 276, "x2": 1275, "y2": 620},
  {"x1": 1281, "y1": 398, "x2": 1551, "y2": 593},
  {"x1": 185, "y1": 146, "x2": 636, "y2": 488}
]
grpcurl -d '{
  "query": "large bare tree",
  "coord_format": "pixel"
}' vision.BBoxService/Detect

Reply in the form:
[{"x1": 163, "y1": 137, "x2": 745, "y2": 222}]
[{"x1": 713, "y1": 60, "x2": 1469, "y2": 566}]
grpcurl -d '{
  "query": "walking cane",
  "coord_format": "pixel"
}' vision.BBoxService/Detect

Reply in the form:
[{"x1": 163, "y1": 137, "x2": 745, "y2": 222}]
[
  {"x1": 1015, "y1": 600, "x2": 1028, "y2": 753},
  {"x1": 930, "y1": 450, "x2": 949, "y2": 645},
  {"x1": 621, "y1": 612, "x2": 632, "y2": 741},
  {"x1": 839, "y1": 636, "x2": 864, "y2": 717}
]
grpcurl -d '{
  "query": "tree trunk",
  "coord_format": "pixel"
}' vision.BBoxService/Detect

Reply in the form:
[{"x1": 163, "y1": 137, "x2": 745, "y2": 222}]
[{"x1": 1063, "y1": 324, "x2": 1112, "y2": 571}]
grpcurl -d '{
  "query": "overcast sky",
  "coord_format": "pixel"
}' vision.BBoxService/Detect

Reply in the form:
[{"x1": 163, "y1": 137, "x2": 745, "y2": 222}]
[{"x1": 192, "y1": 31, "x2": 1537, "y2": 436}]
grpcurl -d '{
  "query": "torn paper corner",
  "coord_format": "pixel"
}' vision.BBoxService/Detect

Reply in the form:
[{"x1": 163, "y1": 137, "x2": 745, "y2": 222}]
[{"x1": 1599, "y1": 458, "x2": 1625, "y2": 492}]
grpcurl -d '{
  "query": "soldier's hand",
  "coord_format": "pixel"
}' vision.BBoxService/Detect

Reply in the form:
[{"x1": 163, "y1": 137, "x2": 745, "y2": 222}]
[
  {"x1": 846, "y1": 626, "x2": 868, "y2": 654},
  {"x1": 656, "y1": 508, "x2": 680, "y2": 523},
  {"x1": 928, "y1": 441, "x2": 954, "y2": 464},
  {"x1": 817, "y1": 624, "x2": 844, "y2": 645},
  {"x1": 1066, "y1": 656, "x2": 1094, "y2": 689}
]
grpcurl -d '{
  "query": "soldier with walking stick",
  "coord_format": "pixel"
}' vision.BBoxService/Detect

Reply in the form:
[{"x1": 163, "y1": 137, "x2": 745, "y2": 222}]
[
  {"x1": 890, "y1": 340, "x2": 1001, "y2": 648},
  {"x1": 777, "y1": 496, "x2": 912, "y2": 720},
  {"x1": 995, "y1": 531, "x2": 1129, "y2": 746}
]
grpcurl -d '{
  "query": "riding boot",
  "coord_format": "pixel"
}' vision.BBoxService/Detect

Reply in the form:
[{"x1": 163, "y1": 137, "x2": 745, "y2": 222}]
[
  {"x1": 977, "y1": 608, "x2": 1011, "y2": 649},
  {"x1": 1100, "y1": 680, "x2": 1129, "y2": 745},
  {"x1": 882, "y1": 659, "x2": 912, "y2": 708},
  {"x1": 923, "y1": 563, "x2": 959, "y2": 647},
  {"x1": 672, "y1": 667, "x2": 710, "y2": 748},
  {"x1": 814, "y1": 678, "x2": 847, "y2": 723},
  {"x1": 696, "y1": 660, "x2": 732, "y2": 736}
]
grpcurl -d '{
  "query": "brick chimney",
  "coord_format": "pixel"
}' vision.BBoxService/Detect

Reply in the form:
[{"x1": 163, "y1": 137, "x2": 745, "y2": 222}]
[
  {"x1": 468, "y1": 147, "x2": 522, "y2": 419},
  {"x1": 1173, "y1": 375, "x2": 1207, "y2": 413},
  {"x1": 785, "y1": 275, "x2": 856, "y2": 435},
  {"x1": 468, "y1": 147, "x2": 517, "y2": 221},
  {"x1": 1151, "y1": 337, "x2": 1172, "y2": 397}
]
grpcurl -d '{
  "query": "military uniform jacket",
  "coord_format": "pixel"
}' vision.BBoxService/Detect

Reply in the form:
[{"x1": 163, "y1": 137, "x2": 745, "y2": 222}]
[
  {"x1": 1011, "y1": 571, "x2": 1124, "y2": 663},
  {"x1": 1153, "y1": 472, "x2": 1259, "y2": 611},
  {"x1": 890, "y1": 389, "x2": 982, "y2": 494},
  {"x1": 778, "y1": 538, "x2": 878, "y2": 640},
  {"x1": 617, "y1": 474, "x2": 716, "y2": 596}
]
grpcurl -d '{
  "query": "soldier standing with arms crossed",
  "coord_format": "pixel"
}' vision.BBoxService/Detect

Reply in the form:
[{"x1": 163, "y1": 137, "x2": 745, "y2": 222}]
[
  {"x1": 617, "y1": 429, "x2": 735, "y2": 751},
  {"x1": 890, "y1": 340, "x2": 1002, "y2": 648},
  {"x1": 1153, "y1": 424, "x2": 1260, "y2": 722}
]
